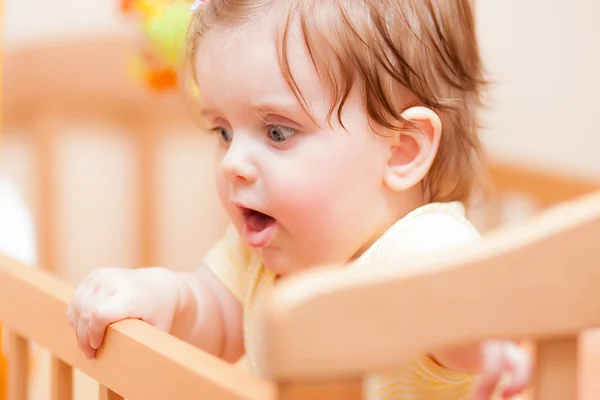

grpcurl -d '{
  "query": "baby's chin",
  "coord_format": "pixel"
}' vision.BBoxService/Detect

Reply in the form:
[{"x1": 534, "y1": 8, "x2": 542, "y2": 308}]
[
  {"x1": 259, "y1": 247, "x2": 309, "y2": 278},
  {"x1": 259, "y1": 251, "x2": 291, "y2": 278},
  {"x1": 261, "y1": 247, "x2": 343, "y2": 281}
]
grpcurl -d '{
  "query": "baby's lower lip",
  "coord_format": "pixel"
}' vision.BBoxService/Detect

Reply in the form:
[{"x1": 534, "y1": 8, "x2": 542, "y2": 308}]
[{"x1": 242, "y1": 218, "x2": 277, "y2": 248}]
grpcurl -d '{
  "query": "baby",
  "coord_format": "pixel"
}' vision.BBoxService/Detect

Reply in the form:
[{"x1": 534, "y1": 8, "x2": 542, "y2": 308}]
[{"x1": 67, "y1": 0, "x2": 532, "y2": 398}]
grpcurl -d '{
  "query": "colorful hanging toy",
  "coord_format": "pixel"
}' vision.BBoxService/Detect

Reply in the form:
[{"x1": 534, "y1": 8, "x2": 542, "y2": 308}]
[{"x1": 120, "y1": 0, "x2": 193, "y2": 92}]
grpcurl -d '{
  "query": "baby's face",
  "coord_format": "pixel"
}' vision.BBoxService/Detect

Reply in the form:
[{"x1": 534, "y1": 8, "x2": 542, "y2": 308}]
[{"x1": 194, "y1": 21, "x2": 393, "y2": 276}]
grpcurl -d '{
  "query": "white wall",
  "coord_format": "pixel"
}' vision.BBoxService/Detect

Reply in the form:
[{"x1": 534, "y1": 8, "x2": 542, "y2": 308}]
[
  {"x1": 3, "y1": 0, "x2": 128, "y2": 49},
  {"x1": 476, "y1": 0, "x2": 600, "y2": 176}
]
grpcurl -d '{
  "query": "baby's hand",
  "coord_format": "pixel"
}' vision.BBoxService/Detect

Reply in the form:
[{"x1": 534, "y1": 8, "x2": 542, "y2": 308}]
[
  {"x1": 66, "y1": 267, "x2": 184, "y2": 359},
  {"x1": 472, "y1": 340, "x2": 533, "y2": 400}
]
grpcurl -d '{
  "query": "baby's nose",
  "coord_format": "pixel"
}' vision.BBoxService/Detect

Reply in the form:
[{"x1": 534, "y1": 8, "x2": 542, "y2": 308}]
[{"x1": 220, "y1": 142, "x2": 258, "y2": 184}]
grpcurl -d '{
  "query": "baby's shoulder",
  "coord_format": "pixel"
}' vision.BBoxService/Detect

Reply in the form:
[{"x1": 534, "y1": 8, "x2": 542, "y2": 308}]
[
  {"x1": 357, "y1": 202, "x2": 481, "y2": 269},
  {"x1": 393, "y1": 203, "x2": 481, "y2": 246}
]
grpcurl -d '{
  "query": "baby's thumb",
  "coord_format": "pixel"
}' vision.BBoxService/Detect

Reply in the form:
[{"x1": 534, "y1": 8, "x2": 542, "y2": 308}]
[{"x1": 88, "y1": 294, "x2": 140, "y2": 350}]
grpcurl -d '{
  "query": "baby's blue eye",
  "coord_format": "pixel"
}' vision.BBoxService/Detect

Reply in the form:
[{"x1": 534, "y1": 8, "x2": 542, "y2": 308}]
[
  {"x1": 214, "y1": 127, "x2": 232, "y2": 144},
  {"x1": 268, "y1": 125, "x2": 297, "y2": 143}
]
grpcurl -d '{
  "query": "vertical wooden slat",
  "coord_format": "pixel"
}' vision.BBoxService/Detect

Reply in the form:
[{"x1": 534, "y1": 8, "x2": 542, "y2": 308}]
[
  {"x1": 277, "y1": 381, "x2": 362, "y2": 400},
  {"x1": 99, "y1": 385, "x2": 124, "y2": 400},
  {"x1": 485, "y1": 194, "x2": 505, "y2": 232},
  {"x1": 51, "y1": 356, "x2": 72, "y2": 400},
  {"x1": 134, "y1": 119, "x2": 156, "y2": 269},
  {"x1": 32, "y1": 112, "x2": 59, "y2": 273},
  {"x1": 533, "y1": 337, "x2": 578, "y2": 400},
  {"x1": 6, "y1": 331, "x2": 28, "y2": 400}
]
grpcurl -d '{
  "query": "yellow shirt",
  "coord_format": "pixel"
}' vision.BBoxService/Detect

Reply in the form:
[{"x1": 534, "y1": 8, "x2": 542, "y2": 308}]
[{"x1": 204, "y1": 202, "x2": 493, "y2": 399}]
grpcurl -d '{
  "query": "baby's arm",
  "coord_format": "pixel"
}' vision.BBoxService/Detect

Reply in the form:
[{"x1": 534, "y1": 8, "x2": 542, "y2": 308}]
[
  {"x1": 173, "y1": 266, "x2": 244, "y2": 362},
  {"x1": 67, "y1": 265, "x2": 243, "y2": 362}
]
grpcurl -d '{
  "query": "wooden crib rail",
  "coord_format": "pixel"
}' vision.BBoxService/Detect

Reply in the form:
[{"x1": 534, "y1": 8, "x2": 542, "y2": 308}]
[
  {"x1": 260, "y1": 190, "x2": 600, "y2": 397},
  {"x1": 0, "y1": 254, "x2": 275, "y2": 400},
  {"x1": 487, "y1": 160, "x2": 600, "y2": 207},
  {"x1": 3, "y1": 35, "x2": 186, "y2": 123}
]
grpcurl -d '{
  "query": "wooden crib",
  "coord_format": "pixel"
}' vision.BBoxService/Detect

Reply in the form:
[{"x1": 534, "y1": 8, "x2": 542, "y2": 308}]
[{"x1": 2, "y1": 35, "x2": 600, "y2": 400}]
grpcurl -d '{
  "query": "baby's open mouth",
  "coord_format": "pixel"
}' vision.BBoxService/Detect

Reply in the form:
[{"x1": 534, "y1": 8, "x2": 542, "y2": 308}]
[
  {"x1": 243, "y1": 208, "x2": 275, "y2": 231},
  {"x1": 245, "y1": 209, "x2": 275, "y2": 231},
  {"x1": 241, "y1": 208, "x2": 277, "y2": 248}
]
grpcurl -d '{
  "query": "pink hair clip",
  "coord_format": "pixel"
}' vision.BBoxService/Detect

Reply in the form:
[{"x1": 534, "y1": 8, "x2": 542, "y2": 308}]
[{"x1": 190, "y1": 0, "x2": 206, "y2": 12}]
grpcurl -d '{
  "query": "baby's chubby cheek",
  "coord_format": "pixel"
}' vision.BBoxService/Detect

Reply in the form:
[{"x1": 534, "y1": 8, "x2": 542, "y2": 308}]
[{"x1": 270, "y1": 177, "x2": 345, "y2": 231}]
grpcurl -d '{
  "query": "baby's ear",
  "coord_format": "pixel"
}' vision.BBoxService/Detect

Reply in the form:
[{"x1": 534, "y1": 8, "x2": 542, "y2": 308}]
[{"x1": 383, "y1": 106, "x2": 442, "y2": 192}]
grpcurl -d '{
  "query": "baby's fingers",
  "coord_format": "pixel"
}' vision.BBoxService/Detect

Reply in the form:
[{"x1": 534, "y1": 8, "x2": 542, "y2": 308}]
[
  {"x1": 67, "y1": 271, "x2": 105, "y2": 327},
  {"x1": 500, "y1": 343, "x2": 532, "y2": 398},
  {"x1": 67, "y1": 279, "x2": 99, "y2": 331},
  {"x1": 471, "y1": 341, "x2": 505, "y2": 400},
  {"x1": 77, "y1": 310, "x2": 96, "y2": 360},
  {"x1": 88, "y1": 294, "x2": 139, "y2": 351}
]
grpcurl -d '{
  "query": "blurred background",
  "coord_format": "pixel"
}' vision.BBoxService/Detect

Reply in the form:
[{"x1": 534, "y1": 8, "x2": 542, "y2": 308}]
[
  {"x1": 2, "y1": 0, "x2": 230, "y2": 284},
  {"x1": 1, "y1": 0, "x2": 600, "y2": 399}
]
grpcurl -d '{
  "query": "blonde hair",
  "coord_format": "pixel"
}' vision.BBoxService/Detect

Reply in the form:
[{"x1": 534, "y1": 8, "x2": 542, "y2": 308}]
[{"x1": 185, "y1": 0, "x2": 488, "y2": 203}]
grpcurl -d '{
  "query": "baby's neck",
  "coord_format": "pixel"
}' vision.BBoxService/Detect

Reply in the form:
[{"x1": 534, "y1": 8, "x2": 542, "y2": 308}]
[{"x1": 350, "y1": 185, "x2": 427, "y2": 262}]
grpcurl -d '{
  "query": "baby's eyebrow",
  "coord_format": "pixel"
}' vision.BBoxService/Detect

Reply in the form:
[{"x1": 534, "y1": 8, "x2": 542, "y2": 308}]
[{"x1": 251, "y1": 98, "x2": 307, "y2": 118}]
